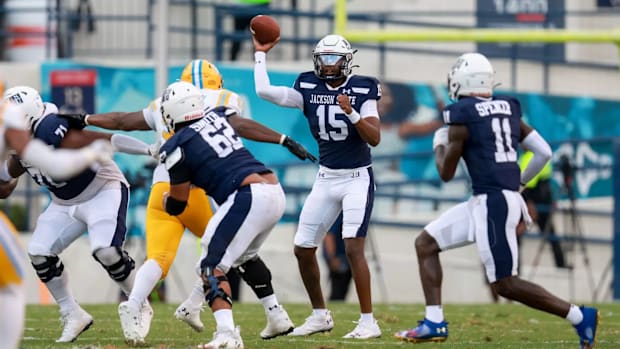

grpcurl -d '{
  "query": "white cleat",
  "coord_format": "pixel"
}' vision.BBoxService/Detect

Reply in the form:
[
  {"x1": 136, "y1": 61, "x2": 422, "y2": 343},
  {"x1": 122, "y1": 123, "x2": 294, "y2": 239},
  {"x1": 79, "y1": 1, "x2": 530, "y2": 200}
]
[
  {"x1": 343, "y1": 319, "x2": 382, "y2": 339},
  {"x1": 197, "y1": 326, "x2": 244, "y2": 349},
  {"x1": 174, "y1": 301, "x2": 205, "y2": 332},
  {"x1": 139, "y1": 301, "x2": 154, "y2": 338},
  {"x1": 118, "y1": 301, "x2": 145, "y2": 345},
  {"x1": 55, "y1": 307, "x2": 94, "y2": 343},
  {"x1": 260, "y1": 305, "x2": 295, "y2": 339},
  {"x1": 288, "y1": 310, "x2": 333, "y2": 336}
]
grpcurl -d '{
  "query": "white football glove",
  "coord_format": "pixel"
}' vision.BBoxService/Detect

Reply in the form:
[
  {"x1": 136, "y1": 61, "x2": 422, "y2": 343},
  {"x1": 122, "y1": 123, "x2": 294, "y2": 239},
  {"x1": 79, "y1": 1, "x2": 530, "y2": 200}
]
[
  {"x1": 148, "y1": 138, "x2": 162, "y2": 160},
  {"x1": 83, "y1": 139, "x2": 115, "y2": 164},
  {"x1": 432, "y1": 127, "x2": 449, "y2": 151}
]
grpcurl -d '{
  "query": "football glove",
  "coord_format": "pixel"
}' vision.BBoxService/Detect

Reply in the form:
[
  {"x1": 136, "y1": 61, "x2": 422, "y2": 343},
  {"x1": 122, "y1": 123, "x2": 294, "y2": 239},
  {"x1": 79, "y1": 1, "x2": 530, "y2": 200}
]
[
  {"x1": 58, "y1": 113, "x2": 88, "y2": 130},
  {"x1": 281, "y1": 136, "x2": 317, "y2": 163}
]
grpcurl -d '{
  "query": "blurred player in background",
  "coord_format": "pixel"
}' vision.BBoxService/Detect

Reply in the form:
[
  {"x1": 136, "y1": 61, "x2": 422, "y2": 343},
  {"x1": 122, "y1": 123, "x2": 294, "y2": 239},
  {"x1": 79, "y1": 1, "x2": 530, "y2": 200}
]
[
  {"x1": 158, "y1": 81, "x2": 288, "y2": 349},
  {"x1": 67, "y1": 59, "x2": 314, "y2": 344},
  {"x1": 253, "y1": 33, "x2": 382, "y2": 338},
  {"x1": 0, "y1": 89, "x2": 114, "y2": 349},
  {"x1": 3, "y1": 86, "x2": 157, "y2": 343},
  {"x1": 394, "y1": 53, "x2": 599, "y2": 349}
]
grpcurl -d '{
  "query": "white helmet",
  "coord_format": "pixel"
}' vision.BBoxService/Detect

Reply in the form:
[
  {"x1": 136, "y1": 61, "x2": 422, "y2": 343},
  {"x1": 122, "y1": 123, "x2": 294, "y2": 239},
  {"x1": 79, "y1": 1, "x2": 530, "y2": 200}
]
[
  {"x1": 3, "y1": 85, "x2": 44, "y2": 130},
  {"x1": 447, "y1": 53, "x2": 495, "y2": 101},
  {"x1": 160, "y1": 81, "x2": 205, "y2": 132},
  {"x1": 312, "y1": 34, "x2": 355, "y2": 80}
]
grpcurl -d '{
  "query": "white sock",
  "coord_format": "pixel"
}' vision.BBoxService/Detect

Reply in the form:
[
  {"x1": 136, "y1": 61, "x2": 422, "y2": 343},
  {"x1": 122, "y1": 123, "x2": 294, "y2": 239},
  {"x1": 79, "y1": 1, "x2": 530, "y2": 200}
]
[
  {"x1": 260, "y1": 294, "x2": 279, "y2": 312},
  {"x1": 425, "y1": 305, "x2": 444, "y2": 323},
  {"x1": 213, "y1": 309, "x2": 235, "y2": 332},
  {"x1": 127, "y1": 259, "x2": 162, "y2": 311},
  {"x1": 566, "y1": 304, "x2": 584, "y2": 325},
  {"x1": 184, "y1": 278, "x2": 205, "y2": 310},
  {"x1": 360, "y1": 312, "x2": 374, "y2": 324},
  {"x1": 0, "y1": 285, "x2": 25, "y2": 349},
  {"x1": 312, "y1": 308, "x2": 329, "y2": 317},
  {"x1": 46, "y1": 273, "x2": 79, "y2": 314}
]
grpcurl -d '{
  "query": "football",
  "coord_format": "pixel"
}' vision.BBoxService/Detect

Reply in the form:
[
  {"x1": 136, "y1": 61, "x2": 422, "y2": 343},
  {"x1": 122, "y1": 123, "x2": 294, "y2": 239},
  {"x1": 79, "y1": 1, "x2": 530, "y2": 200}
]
[{"x1": 250, "y1": 15, "x2": 280, "y2": 44}]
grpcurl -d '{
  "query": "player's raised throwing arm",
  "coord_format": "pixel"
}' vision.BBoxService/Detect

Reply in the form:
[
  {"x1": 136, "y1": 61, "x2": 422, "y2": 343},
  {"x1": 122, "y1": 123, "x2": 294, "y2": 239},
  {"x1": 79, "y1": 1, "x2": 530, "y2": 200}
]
[{"x1": 253, "y1": 37, "x2": 304, "y2": 108}]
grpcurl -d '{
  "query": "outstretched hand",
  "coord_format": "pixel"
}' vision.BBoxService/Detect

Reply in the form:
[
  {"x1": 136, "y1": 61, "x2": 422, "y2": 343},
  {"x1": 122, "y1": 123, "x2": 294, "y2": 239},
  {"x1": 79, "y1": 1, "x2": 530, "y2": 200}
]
[
  {"x1": 252, "y1": 35, "x2": 280, "y2": 53},
  {"x1": 58, "y1": 113, "x2": 88, "y2": 130},
  {"x1": 282, "y1": 136, "x2": 317, "y2": 163}
]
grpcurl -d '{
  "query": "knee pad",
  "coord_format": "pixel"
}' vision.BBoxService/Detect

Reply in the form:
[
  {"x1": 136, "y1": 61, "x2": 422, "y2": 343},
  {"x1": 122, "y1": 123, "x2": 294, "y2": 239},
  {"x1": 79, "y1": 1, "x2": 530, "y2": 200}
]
[
  {"x1": 29, "y1": 255, "x2": 64, "y2": 283},
  {"x1": 201, "y1": 268, "x2": 232, "y2": 307},
  {"x1": 235, "y1": 256, "x2": 273, "y2": 298},
  {"x1": 93, "y1": 246, "x2": 135, "y2": 282}
]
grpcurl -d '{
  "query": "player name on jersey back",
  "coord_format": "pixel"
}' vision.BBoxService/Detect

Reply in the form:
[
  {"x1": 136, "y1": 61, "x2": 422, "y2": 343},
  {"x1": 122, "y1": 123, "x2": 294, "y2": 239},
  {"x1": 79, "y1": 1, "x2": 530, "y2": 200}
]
[{"x1": 474, "y1": 100, "x2": 512, "y2": 117}]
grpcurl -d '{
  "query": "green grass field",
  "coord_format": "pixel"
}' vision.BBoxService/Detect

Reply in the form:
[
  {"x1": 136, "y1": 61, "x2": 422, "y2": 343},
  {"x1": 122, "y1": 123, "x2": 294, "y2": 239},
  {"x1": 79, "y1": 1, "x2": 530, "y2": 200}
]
[{"x1": 23, "y1": 302, "x2": 620, "y2": 348}]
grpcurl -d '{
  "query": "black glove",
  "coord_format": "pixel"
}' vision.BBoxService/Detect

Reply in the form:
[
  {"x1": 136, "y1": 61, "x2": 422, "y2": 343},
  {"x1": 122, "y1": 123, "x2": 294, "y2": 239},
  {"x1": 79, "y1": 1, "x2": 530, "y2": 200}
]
[
  {"x1": 282, "y1": 136, "x2": 317, "y2": 163},
  {"x1": 57, "y1": 113, "x2": 88, "y2": 130}
]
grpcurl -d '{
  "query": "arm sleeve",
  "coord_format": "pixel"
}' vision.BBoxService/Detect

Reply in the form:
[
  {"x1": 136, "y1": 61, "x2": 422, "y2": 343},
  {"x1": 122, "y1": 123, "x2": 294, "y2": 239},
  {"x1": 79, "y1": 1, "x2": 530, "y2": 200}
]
[
  {"x1": 520, "y1": 130, "x2": 552, "y2": 185},
  {"x1": 254, "y1": 52, "x2": 304, "y2": 108},
  {"x1": 359, "y1": 99, "x2": 379, "y2": 119},
  {"x1": 20, "y1": 139, "x2": 99, "y2": 180},
  {"x1": 110, "y1": 133, "x2": 150, "y2": 155},
  {"x1": 142, "y1": 100, "x2": 159, "y2": 131}
]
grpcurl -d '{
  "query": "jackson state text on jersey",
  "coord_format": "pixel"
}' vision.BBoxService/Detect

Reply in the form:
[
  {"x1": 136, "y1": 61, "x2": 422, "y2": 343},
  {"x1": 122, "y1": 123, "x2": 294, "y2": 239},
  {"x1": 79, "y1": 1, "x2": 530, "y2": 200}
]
[
  {"x1": 159, "y1": 107, "x2": 271, "y2": 205},
  {"x1": 27, "y1": 114, "x2": 96, "y2": 199},
  {"x1": 443, "y1": 95, "x2": 521, "y2": 194},
  {"x1": 294, "y1": 72, "x2": 381, "y2": 169}
]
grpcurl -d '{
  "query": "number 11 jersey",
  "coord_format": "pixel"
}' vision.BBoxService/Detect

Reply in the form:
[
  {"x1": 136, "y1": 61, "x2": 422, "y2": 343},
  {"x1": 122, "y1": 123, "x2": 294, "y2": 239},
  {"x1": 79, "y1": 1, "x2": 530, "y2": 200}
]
[{"x1": 443, "y1": 95, "x2": 522, "y2": 195}]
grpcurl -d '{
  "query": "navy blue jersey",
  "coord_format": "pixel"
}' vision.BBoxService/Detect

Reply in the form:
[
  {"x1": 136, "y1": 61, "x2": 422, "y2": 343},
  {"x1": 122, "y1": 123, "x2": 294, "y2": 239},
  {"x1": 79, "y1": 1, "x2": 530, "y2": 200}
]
[
  {"x1": 160, "y1": 107, "x2": 271, "y2": 205},
  {"x1": 294, "y1": 72, "x2": 381, "y2": 169},
  {"x1": 27, "y1": 114, "x2": 96, "y2": 200},
  {"x1": 443, "y1": 95, "x2": 522, "y2": 194}
]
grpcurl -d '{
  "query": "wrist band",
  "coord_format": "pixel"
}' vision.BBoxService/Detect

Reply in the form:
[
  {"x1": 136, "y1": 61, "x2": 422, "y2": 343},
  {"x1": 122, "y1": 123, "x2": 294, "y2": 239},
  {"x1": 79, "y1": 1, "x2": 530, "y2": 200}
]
[
  {"x1": 279, "y1": 134, "x2": 287, "y2": 145},
  {"x1": 84, "y1": 114, "x2": 91, "y2": 126},
  {"x1": 346, "y1": 110, "x2": 361, "y2": 124}
]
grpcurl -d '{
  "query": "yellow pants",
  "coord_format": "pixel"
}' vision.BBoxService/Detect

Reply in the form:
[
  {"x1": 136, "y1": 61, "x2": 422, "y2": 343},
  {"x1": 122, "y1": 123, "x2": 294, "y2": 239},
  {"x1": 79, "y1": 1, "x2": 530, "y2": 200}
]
[
  {"x1": 0, "y1": 212, "x2": 24, "y2": 287},
  {"x1": 145, "y1": 182, "x2": 214, "y2": 277}
]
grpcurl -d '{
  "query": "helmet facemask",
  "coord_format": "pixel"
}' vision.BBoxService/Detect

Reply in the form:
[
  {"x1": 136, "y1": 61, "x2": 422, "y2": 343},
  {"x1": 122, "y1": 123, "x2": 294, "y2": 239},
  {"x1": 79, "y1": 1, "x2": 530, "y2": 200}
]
[{"x1": 313, "y1": 53, "x2": 353, "y2": 80}]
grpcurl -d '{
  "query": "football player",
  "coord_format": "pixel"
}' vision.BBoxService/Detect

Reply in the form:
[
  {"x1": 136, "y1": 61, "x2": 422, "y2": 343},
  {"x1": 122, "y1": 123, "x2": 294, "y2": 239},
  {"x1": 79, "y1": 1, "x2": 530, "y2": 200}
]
[
  {"x1": 0, "y1": 93, "x2": 114, "y2": 349},
  {"x1": 3, "y1": 86, "x2": 156, "y2": 343},
  {"x1": 253, "y1": 34, "x2": 382, "y2": 338},
  {"x1": 62, "y1": 59, "x2": 314, "y2": 344},
  {"x1": 159, "y1": 81, "x2": 287, "y2": 349},
  {"x1": 394, "y1": 53, "x2": 599, "y2": 349}
]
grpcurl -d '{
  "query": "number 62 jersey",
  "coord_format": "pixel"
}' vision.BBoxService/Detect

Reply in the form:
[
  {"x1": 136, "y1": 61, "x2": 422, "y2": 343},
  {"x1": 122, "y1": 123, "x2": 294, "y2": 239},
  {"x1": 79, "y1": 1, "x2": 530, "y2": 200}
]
[
  {"x1": 443, "y1": 95, "x2": 522, "y2": 195},
  {"x1": 159, "y1": 107, "x2": 271, "y2": 205}
]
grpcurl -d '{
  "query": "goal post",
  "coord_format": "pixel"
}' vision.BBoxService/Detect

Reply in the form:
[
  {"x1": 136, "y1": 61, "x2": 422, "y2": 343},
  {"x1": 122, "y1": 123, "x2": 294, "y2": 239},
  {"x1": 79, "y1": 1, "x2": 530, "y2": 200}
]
[
  {"x1": 333, "y1": 0, "x2": 620, "y2": 301},
  {"x1": 333, "y1": 0, "x2": 620, "y2": 53}
]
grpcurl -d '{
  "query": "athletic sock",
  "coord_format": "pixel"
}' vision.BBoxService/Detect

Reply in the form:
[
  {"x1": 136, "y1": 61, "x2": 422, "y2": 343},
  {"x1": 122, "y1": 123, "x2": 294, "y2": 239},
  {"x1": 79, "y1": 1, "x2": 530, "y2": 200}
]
[
  {"x1": 260, "y1": 294, "x2": 279, "y2": 312},
  {"x1": 46, "y1": 273, "x2": 79, "y2": 314},
  {"x1": 213, "y1": 309, "x2": 235, "y2": 332},
  {"x1": 426, "y1": 305, "x2": 444, "y2": 323},
  {"x1": 566, "y1": 304, "x2": 584, "y2": 325},
  {"x1": 127, "y1": 259, "x2": 162, "y2": 311}
]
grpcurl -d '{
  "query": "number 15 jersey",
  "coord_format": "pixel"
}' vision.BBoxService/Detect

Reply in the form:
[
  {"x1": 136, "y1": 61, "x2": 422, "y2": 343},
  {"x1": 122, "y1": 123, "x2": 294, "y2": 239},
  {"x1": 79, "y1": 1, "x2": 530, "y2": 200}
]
[{"x1": 294, "y1": 72, "x2": 381, "y2": 170}]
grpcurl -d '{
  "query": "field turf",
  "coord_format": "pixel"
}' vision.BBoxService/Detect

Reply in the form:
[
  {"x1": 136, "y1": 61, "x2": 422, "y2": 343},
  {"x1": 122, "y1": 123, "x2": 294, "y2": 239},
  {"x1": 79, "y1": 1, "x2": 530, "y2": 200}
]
[{"x1": 23, "y1": 302, "x2": 620, "y2": 348}]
